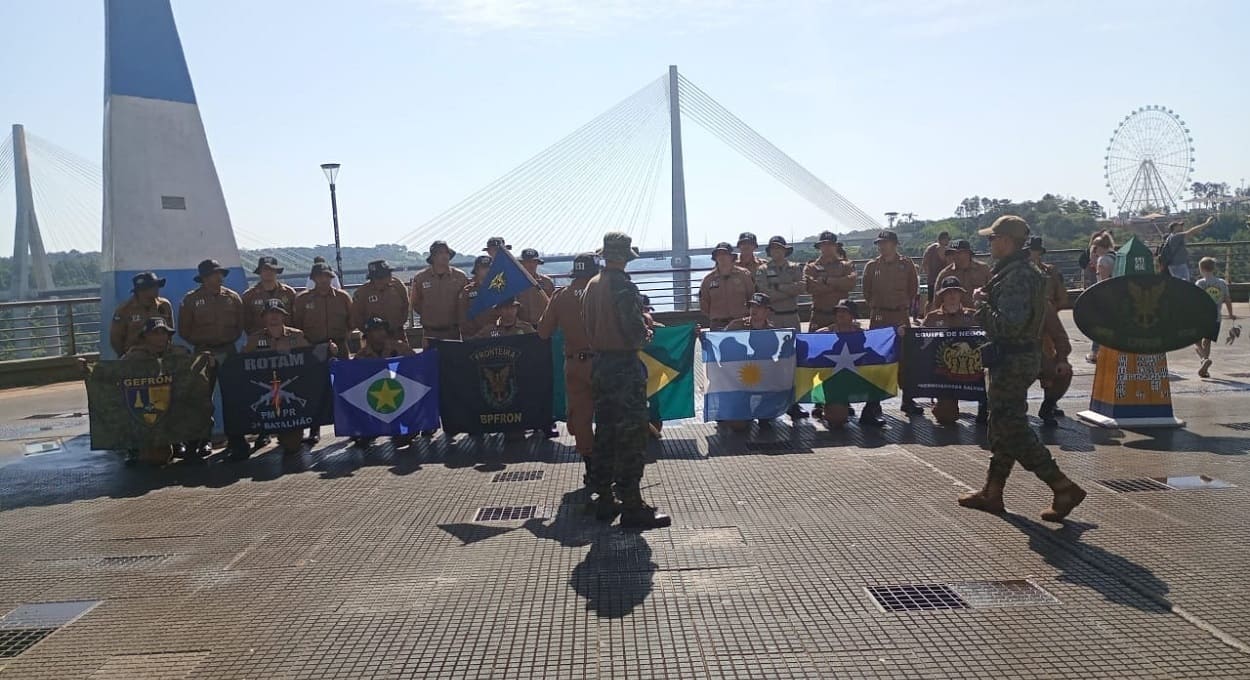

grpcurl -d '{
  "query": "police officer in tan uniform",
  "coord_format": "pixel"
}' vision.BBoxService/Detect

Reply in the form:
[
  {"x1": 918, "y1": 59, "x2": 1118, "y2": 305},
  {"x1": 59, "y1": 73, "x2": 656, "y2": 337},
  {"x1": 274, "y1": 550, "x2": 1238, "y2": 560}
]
[
  {"x1": 812, "y1": 299, "x2": 863, "y2": 427},
  {"x1": 353, "y1": 316, "x2": 420, "y2": 448},
  {"x1": 862, "y1": 230, "x2": 922, "y2": 421},
  {"x1": 699, "y1": 242, "x2": 754, "y2": 330},
  {"x1": 242, "y1": 300, "x2": 310, "y2": 456},
  {"x1": 109, "y1": 271, "x2": 174, "y2": 357},
  {"x1": 458, "y1": 255, "x2": 500, "y2": 339},
  {"x1": 1028, "y1": 237, "x2": 1069, "y2": 310},
  {"x1": 538, "y1": 253, "x2": 599, "y2": 464},
  {"x1": 484, "y1": 236, "x2": 511, "y2": 258},
  {"x1": 754, "y1": 236, "x2": 805, "y2": 331},
  {"x1": 178, "y1": 259, "x2": 247, "y2": 460},
  {"x1": 241, "y1": 256, "x2": 298, "y2": 335},
  {"x1": 922, "y1": 276, "x2": 987, "y2": 426},
  {"x1": 351, "y1": 260, "x2": 411, "y2": 341},
  {"x1": 474, "y1": 298, "x2": 536, "y2": 338},
  {"x1": 293, "y1": 261, "x2": 352, "y2": 445},
  {"x1": 920, "y1": 232, "x2": 951, "y2": 305},
  {"x1": 804, "y1": 231, "x2": 857, "y2": 331},
  {"x1": 735, "y1": 232, "x2": 762, "y2": 272},
  {"x1": 932, "y1": 240, "x2": 990, "y2": 311},
  {"x1": 517, "y1": 249, "x2": 553, "y2": 325},
  {"x1": 411, "y1": 241, "x2": 467, "y2": 345}
]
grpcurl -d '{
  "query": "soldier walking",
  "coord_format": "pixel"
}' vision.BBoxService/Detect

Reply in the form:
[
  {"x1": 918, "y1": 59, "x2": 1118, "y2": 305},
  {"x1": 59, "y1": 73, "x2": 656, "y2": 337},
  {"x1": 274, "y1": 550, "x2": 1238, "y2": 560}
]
[
  {"x1": 241, "y1": 256, "x2": 298, "y2": 335},
  {"x1": 411, "y1": 241, "x2": 467, "y2": 346},
  {"x1": 351, "y1": 260, "x2": 410, "y2": 342},
  {"x1": 962, "y1": 216, "x2": 1086, "y2": 522},
  {"x1": 699, "y1": 242, "x2": 754, "y2": 330},
  {"x1": 804, "y1": 231, "x2": 857, "y2": 331},
  {"x1": 178, "y1": 259, "x2": 247, "y2": 460},
  {"x1": 517, "y1": 249, "x2": 553, "y2": 325},
  {"x1": 583, "y1": 232, "x2": 671, "y2": 529},
  {"x1": 931, "y1": 240, "x2": 990, "y2": 311},
  {"x1": 538, "y1": 253, "x2": 600, "y2": 469},
  {"x1": 293, "y1": 260, "x2": 353, "y2": 444},
  {"x1": 862, "y1": 230, "x2": 922, "y2": 423},
  {"x1": 109, "y1": 272, "x2": 174, "y2": 358}
]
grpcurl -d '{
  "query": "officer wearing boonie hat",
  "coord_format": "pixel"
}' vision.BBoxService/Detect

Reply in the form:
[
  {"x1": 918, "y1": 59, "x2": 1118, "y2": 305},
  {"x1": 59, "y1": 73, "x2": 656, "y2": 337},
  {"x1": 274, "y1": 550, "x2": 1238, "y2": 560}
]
[
  {"x1": 805, "y1": 230, "x2": 857, "y2": 332},
  {"x1": 458, "y1": 255, "x2": 500, "y2": 338},
  {"x1": 862, "y1": 229, "x2": 921, "y2": 423},
  {"x1": 243, "y1": 298, "x2": 308, "y2": 353},
  {"x1": 756, "y1": 236, "x2": 805, "y2": 333},
  {"x1": 537, "y1": 252, "x2": 601, "y2": 457},
  {"x1": 411, "y1": 240, "x2": 467, "y2": 345},
  {"x1": 242, "y1": 256, "x2": 298, "y2": 335},
  {"x1": 517, "y1": 248, "x2": 554, "y2": 324},
  {"x1": 483, "y1": 236, "x2": 511, "y2": 255},
  {"x1": 476, "y1": 296, "x2": 536, "y2": 338},
  {"x1": 110, "y1": 271, "x2": 174, "y2": 358},
  {"x1": 179, "y1": 258, "x2": 247, "y2": 460},
  {"x1": 700, "y1": 242, "x2": 754, "y2": 330},
  {"x1": 724, "y1": 292, "x2": 776, "y2": 331},
  {"x1": 351, "y1": 259, "x2": 410, "y2": 340},
  {"x1": 1026, "y1": 236, "x2": 1068, "y2": 311},
  {"x1": 736, "y1": 231, "x2": 762, "y2": 271},
  {"x1": 120, "y1": 316, "x2": 187, "y2": 361}
]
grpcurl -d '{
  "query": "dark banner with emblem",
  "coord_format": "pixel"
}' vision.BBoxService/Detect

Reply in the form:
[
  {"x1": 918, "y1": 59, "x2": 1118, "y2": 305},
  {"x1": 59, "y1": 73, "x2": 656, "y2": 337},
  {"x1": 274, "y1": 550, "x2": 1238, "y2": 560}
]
[
  {"x1": 218, "y1": 347, "x2": 334, "y2": 435},
  {"x1": 436, "y1": 334, "x2": 553, "y2": 435},
  {"x1": 902, "y1": 327, "x2": 987, "y2": 400},
  {"x1": 86, "y1": 354, "x2": 214, "y2": 449},
  {"x1": 1074, "y1": 274, "x2": 1219, "y2": 353}
]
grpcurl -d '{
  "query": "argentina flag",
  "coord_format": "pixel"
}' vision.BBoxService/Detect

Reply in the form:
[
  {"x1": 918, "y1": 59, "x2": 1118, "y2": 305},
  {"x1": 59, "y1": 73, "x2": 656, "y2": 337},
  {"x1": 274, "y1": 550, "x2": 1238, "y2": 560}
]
[
  {"x1": 701, "y1": 330, "x2": 797, "y2": 421},
  {"x1": 331, "y1": 352, "x2": 440, "y2": 436}
]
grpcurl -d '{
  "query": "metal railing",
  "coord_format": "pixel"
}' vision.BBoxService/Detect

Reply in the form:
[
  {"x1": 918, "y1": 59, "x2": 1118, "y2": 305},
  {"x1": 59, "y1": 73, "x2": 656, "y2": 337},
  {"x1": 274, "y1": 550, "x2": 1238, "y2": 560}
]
[{"x1": 0, "y1": 297, "x2": 101, "y2": 360}]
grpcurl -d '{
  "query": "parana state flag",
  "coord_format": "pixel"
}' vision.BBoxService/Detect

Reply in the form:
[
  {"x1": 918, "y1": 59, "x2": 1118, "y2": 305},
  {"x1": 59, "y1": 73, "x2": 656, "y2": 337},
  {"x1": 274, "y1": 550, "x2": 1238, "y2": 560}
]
[
  {"x1": 331, "y1": 353, "x2": 440, "y2": 436},
  {"x1": 550, "y1": 324, "x2": 695, "y2": 422},
  {"x1": 701, "y1": 330, "x2": 796, "y2": 421},
  {"x1": 795, "y1": 329, "x2": 899, "y2": 404}
]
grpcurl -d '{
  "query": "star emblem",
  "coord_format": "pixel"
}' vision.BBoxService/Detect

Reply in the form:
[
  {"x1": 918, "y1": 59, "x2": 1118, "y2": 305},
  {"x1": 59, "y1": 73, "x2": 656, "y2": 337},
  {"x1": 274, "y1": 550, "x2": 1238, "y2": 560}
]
[
  {"x1": 828, "y1": 343, "x2": 865, "y2": 374},
  {"x1": 367, "y1": 378, "x2": 405, "y2": 414}
]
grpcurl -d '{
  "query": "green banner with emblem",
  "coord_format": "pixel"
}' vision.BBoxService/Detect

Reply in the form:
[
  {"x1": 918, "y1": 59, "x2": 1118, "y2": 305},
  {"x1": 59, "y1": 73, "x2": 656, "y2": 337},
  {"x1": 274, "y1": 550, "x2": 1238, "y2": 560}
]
[{"x1": 86, "y1": 354, "x2": 214, "y2": 450}]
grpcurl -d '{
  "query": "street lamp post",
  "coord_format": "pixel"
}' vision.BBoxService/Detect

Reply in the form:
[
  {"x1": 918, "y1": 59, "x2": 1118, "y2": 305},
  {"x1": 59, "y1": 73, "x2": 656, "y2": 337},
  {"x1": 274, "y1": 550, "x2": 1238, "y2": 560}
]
[{"x1": 320, "y1": 163, "x2": 343, "y2": 279}]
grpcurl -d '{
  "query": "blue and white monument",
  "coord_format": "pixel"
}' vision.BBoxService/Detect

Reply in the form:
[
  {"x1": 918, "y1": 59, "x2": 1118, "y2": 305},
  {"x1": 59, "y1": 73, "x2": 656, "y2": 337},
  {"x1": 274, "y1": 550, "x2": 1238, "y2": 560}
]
[{"x1": 100, "y1": 0, "x2": 244, "y2": 357}]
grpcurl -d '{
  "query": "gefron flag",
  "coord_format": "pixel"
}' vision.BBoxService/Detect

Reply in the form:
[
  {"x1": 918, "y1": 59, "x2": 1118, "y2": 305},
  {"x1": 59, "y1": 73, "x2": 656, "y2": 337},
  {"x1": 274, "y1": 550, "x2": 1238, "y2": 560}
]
[
  {"x1": 332, "y1": 353, "x2": 440, "y2": 436},
  {"x1": 642, "y1": 324, "x2": 696, "y2": 422},
  {"x1": 219, "y1": 348, "x2": 333, "y2": 435},
  {"x1": 438, "y1": 334, "x2": 553, "y2": 435},
  {"x1": 701, "y1": 330, "x2": 796, "y2": 421},
  {"x1": 794, "y1": 329, "x2": 899, "y2": 404},
  {"x1": 86, "y1": 353, "x2": 213, "y2": 450},
  {"x1": 467, "y1": 248, "x2": 537, "y2": 318}
]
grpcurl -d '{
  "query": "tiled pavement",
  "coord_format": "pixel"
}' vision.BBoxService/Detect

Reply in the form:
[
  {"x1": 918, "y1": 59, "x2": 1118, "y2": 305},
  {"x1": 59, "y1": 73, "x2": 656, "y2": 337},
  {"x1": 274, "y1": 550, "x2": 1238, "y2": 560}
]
[{"x1": 1, "y1": 311, "x2": 1249, "y2": 678}]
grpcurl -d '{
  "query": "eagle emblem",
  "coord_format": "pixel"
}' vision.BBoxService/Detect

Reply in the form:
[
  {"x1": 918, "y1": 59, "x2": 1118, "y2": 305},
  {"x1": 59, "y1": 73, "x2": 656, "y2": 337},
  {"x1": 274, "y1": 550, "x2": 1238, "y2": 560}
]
[
  {"x1": 489, "y1": 272, "x2": 507, "y2": 292},
  {"x1": 1126, "y1": 281, "x2": 1164, "y2": 328},
  {"x1": 480, "y1": 363, "x2": 515, "y2": 409}
]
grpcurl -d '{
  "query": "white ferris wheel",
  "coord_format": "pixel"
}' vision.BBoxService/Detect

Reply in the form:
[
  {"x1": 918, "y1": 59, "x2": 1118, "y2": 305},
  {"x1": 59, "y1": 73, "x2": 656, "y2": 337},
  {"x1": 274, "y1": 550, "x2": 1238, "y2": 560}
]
[{"x1": 1103, "y1": 105, "x2": 1194, "y2": 215}]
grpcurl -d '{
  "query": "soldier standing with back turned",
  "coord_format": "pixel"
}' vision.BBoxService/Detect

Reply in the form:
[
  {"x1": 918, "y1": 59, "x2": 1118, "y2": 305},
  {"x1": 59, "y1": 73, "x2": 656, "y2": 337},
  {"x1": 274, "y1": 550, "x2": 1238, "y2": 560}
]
[
  {"x1": 960, "y1": 216, "x2": 1086, "y2": 522},
  {"x1": 538, "y1": 253, "x2": 600, "y2": 469},
  {"x1": 583, "y1": 232, "x2": 671, "y2": 529},
  {"x1": 178, "y1": 259, "x2": 248, "y2": 461}
]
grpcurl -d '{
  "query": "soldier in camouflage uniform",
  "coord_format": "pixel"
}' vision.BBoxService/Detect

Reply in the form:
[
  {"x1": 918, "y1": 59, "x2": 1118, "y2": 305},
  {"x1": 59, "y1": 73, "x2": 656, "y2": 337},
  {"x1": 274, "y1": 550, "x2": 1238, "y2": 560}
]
[
  {"x1": 583, "y1": 232, "x2": 671, "y2": 529},
  {"x1": 962, "y1": 216, "x2": 1086, "y2": 522}
]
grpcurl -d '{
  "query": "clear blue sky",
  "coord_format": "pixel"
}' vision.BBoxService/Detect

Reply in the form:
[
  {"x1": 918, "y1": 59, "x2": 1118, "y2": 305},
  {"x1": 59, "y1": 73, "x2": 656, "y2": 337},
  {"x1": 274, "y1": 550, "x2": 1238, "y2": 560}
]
[{"x1": 1, "y1": 0, "x2": 1247, "y2": 256}]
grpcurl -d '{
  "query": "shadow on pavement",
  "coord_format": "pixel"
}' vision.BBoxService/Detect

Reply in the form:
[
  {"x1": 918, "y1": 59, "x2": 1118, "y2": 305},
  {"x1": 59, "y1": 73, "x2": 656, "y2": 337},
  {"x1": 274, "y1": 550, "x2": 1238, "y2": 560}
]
[
  {"x1": 1006, "y1": 515, "x2": 1172, "y2": 614},
  {"x1": 1121, "y1": 428, "x2": 1249, "y2": 457},
  {"x1": 570, "y1": 530, "x2": 656, "y2": 619}
]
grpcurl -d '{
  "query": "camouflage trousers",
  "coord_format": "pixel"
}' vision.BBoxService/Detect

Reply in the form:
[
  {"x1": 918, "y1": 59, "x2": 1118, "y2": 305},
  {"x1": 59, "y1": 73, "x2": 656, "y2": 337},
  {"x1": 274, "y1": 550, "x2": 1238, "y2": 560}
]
[
  {"x1": 590, "y1": 351, "x2": 649, "y2": 506},
  {"x1": 987, "y1": 352, "x2": 1060, "y2": 483}
]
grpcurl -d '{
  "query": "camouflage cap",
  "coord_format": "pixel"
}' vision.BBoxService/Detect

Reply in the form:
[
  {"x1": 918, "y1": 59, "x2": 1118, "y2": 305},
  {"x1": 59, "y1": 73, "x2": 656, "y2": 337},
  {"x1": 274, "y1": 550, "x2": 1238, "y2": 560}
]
[
  {"x1": 710, "y1": 242, "x2": 735, "y2": 257},
  {"x1": 978, "y1": 215, "x2": 1030, "y2": 242},
  {"x1": 483, "y1": 236, "x2": 511, "y2": 252},
  {"x1": 427, "y1": 240, "x2": 455, "y2": 264},
  {"x1": 597, "y1": 232, "x2": 639, "y2": 262},
  {"x1": 140, "y1": 316, "x2": 174, "y2": 336},
  {"x1": 834, "y1": 299, "x2": 856, "y2": 314},
  {"x1": 520, "y1": 248, "x2": 544, "y2": 263},
  {"x1": 367, "y1": 259, "x2": 394, "y2": 280},
  {"x1": 874, "y1": 230, "x2": 899, "y2": 243},
  {"x1": 309, "y1": 262, "x2": 335, "y2": 278},
  {"x1": 131, "y1": 271, "x2": 166, "y2": 292},
  {"x1": 767, "y1": 236, "x2": 793, "y2": 256}
]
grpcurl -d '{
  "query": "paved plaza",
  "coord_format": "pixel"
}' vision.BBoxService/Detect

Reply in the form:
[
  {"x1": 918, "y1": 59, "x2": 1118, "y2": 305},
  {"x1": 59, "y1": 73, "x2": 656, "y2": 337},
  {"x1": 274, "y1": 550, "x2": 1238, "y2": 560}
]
[{"x1": 1, "y1": 310, "x2": 1249, "y2": 678}]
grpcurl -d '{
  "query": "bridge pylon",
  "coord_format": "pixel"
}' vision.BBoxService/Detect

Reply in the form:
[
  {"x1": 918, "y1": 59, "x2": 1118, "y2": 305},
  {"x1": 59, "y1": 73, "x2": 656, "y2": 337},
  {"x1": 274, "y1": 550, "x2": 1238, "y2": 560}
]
[{"x1": 9, "y1": 124, "x2": 54, "y2": 301}]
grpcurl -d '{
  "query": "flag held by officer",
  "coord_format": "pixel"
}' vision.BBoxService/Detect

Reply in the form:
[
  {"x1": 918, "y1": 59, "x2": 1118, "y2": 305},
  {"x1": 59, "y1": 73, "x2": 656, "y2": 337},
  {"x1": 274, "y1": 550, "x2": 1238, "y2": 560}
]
[
  {"x1": 218, "y1": 347, "x2": 334, "y2": 435},
  {"x1": 702, "y1": 329, "x2": 796, "y2": 420},
  {"x1": 331, "y1": 352, "x2": 441, "y2": 436},
  {"x1": 903, "y1": 327, "x2": 987, "y2": 400},
  {"x1": 794, "y1": 329, "x2": 899, "y2": 404},
  {"x1": 86, "y1": 354, "x2": 214, "y2": 450},
  {"x1": 551, "y1": 323, "x2": 696, "y2": 422},
  {"x1": 467, "y1": 246, "x2": 537, "y2": 319},
  {"x1": 438, "y1": 334, "x2": 553, "y2": 435}
]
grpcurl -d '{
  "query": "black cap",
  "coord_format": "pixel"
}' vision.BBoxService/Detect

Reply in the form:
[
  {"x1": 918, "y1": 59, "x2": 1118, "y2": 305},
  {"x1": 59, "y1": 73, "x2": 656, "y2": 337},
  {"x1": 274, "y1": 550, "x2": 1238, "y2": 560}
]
[
  {"x1": 1027, "y1": 236, "x2": 1045, "y2": 252},
  {"x1": 427, "y1": 241, "x2": 455, "y2": 264},
  {"x1": 639, "y1": 294, "x2": 654, "y2": 311},
  {"x1": 473, "y1": 255, "x2": 492, "y2": 272},
  {"x1": 766, "y1": 236, "x2": 793, "y2": 256},
  {"x1": 570, "y1": 253, "x2": 599, "y2": 279},
  {"x1": 194, "y1": 259, "x2": 229, "y2": 283},
  {"x1": 494, "y1": 297, "x2": 521, "y2": 309},
  {"x1": 483, "y1": 236, "x2": 511, "y2": 252},
  {"x1": 874, "y1": 230, "x2": 899, "y2": 244},
  {"x1": 253, "y1": 256, "x2": 284, "y2": 275},
  {"x1": 309, "y1": 262, "x2": 335, "y2": 278},
  {"x1": 816, "y1": 230, "x2": 839, "y2": 244},
  {"x1": 834, "y1": 299, "x2": 855, "y2": 314},
  {"x1": 367, "y1": 260, "x2": 393, "y2": 280},
  {"x1": 711, "y1": 242, "x2": 735, "y2": 256},
  {"x1": 131, "y1": 271, "x2": 166, "y2": 292},
  {"x1": 737, "y1": 232, "x2": 758, "y2": 246},
  {"x1": 936, "y1": 276, "x2": 966, "y2": 295},
  {"x1": 262, "y1": 299, "x2": 290, "y2": 316},
  {"x1": 946, "y1": 239, "x2": 973, "y2": 253},
  {"x1": 520, "y1": 248, "x2": 544, "y2": 263},
  {"x1": 748, "y1": 292, "x2": 772, "y2": 308},
  {"x1": 363, "y1": 316, "x2": 390, "y2": 333},
  {"x1": 140, "y1": 316, "x2": 174, "y2": 336}
]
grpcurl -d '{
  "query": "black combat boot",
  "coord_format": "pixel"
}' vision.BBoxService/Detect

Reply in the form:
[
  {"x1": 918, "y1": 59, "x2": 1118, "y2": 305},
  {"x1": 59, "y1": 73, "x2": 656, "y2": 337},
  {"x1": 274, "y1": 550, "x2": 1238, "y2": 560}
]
[
  {"x1": 787, "y1": 404, "x2": 809, "y2": 419},
  {"x1": 900, "y1": 397, "x2": 924, "y2": 416},
  {"x1": 226, "y1": 436, "x2": 251, "y2": 461},
  {"x1": 590, "y1": 489, "x2": 621, "y2": 522},
  {"x1": 619, "y1": 503, "x2": 673, "y2": 529},
  {"x1": 1038, "y1": 399, "x2": 1059, "y2": 427},
  {"x1": 976, "y1": 401, "x2": 989, "y2": 425},
  {"x1": 859, "y1": 401, "x2": 885, "y2": 428}
]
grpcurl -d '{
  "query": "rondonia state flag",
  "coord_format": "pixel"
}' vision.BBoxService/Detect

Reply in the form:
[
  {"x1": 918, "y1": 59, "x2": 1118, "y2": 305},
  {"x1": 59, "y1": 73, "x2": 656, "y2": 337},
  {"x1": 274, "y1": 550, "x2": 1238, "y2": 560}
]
[
  {"x1": 795, "y1": 329, "x2": 899, "y2": 404},
  {"x1": 702, "y1": 330, "x2": 796, "y2": 421},
  {"x1": 331, "y1": 352, "x2": 440, "y2": 436},
  {"x1": 438, "y1": 334, "x2": 553, "y2": 435},
  {"x1": 551, "y1": 324, "x2": 695, "y2": 422},
  {"x1": 219, "y1": 348, "x2": 334, "y2": 435}
]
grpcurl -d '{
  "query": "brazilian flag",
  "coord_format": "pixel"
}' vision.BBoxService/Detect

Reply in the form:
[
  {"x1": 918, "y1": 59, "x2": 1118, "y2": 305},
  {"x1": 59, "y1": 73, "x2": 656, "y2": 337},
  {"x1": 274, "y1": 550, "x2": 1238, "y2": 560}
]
[
  {"x1": 794, "y1": 328, "x2": 898, "y2": 404},
  {"x1": 552, "y1": 324, "x2": 695, "y2": 421}
]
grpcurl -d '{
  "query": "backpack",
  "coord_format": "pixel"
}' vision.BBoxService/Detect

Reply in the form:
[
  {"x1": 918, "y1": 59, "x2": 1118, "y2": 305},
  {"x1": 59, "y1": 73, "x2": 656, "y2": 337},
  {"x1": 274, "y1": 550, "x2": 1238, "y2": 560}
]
[{"x1": 1155, "y1": 234, "x2": 1179, "y2": 265}]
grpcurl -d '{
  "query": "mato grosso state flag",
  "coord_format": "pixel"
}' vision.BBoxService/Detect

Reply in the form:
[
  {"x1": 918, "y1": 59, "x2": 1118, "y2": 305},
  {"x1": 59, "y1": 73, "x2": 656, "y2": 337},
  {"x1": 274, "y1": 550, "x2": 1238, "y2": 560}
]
[
  {"x1": 794, "y1": 329, "x2": 899, "y2": 404},
  {"x1": 86, "y1": 353, "x2": 213, "y2": 449},
  {"x1": 550, "y1": 324, "x2": 695, "y2": 422},
  {"x1": 218, "y1": 348, "x2": 334, "y2": 435},
  {"x1": 438, "y1": 334, "x2": 553, "y2": 434},
  {"x1": 331, "y1": 353, "x2": 440, "y2": 436}
]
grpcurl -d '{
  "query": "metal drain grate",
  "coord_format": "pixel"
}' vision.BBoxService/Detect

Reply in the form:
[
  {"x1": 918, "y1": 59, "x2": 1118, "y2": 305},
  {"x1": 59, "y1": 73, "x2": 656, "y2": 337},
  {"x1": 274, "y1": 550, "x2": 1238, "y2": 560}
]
[
  {"x1": 0, "y1": 628, "x2": 57, "y2": 658},
  {"x1": 1220, "y1": 422, "x2": 1250, "y2": 431},
  {"x1": 491, "y1": 470, "x2": 544, "y2": 483},
  {"x1": 23, "y1": 440, "x2": 62, "y2": 456},
  {"x1": 866, "y1": 584, "x2": 968, "y2": 612},
  {"x1": 949, "y1": 580, "x2": 1058, "y2": 608},
  {"x1": 96, "y1": 555, "x2": 171, "y2": 569},
  {"x1": 1096, "y1": 478, "x2": 1173, "y2": 493},
  {"x1": 474, "y1": 505, "x2": 541, "y2": 521}
]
